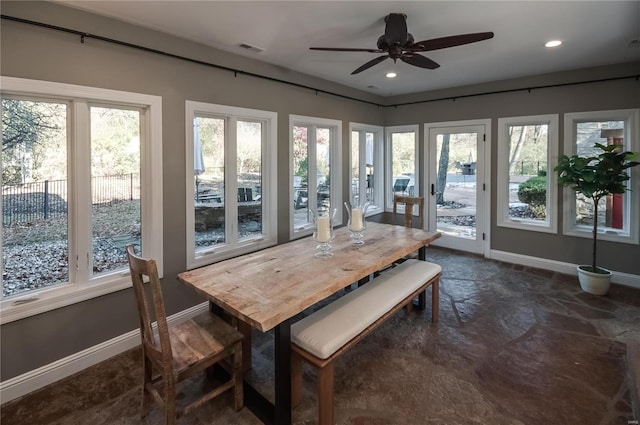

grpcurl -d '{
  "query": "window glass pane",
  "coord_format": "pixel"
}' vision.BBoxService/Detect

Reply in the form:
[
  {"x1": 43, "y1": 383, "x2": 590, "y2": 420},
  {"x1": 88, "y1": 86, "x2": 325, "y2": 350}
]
[
  {"x1": 435, "y1": 132, "x2": 477, "y2": 239},
  {"x1": 365, "y1": 132, "x2": 376, "y2": 205},
  {"x1": 575, "y1": 120, "x2": 626, "y2": 230},
  {"x1": 351, "y1": 130, "x2": 360, "y2": 203},
  {"x1": 317, "y1": 127, "x2": 330, "y2": 208},
  {"x1": 195, "y1": 117, "x2": 225, "y2": 249},
  {"x1": 391, "y1": 132, "x2": 415, "y2": 196},
  {"x1": 293, "y1": 125, "x2": 309, "y2": 228},
  {"x1": 237, "y1": 120, "x2": 262, "y2": 242},
  {"x1": 507, "y1": 124, "x2": 549, "y2": 223},
  {"x1": 90, "y1": 106, "x2": 140, "y2": 276},
  {"x1": 2, "y1": 98, "x2": 68, "y2": 296}
]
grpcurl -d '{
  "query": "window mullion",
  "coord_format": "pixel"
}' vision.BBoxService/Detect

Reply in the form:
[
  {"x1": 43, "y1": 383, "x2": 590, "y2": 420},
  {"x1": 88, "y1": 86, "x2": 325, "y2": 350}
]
[
  {"x1": 308, "y1": 125, "x2": 318, "y2": 211},
  {"x1": 227, "y1": 116, "x2": 239, "y2": 244},
  {"x1": 72, "y1": 100, "x2": 92, "y2": 284},
  {"x1": 359, "y1": 131, "x2": 367, "y2": 204}
]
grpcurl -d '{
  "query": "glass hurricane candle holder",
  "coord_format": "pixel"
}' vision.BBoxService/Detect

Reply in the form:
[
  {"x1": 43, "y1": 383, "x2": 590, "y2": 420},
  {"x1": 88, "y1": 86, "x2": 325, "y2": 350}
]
[
  {"x1": 344, "y1": 201, "x2": 370, "y2": 245},
  {"x1": 311, "y1": 206, "x2": 337, "y2": 257}
]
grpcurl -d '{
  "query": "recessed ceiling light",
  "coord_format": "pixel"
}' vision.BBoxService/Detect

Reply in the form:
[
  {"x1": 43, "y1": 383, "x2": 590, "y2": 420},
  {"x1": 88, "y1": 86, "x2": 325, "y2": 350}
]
[
  {"x1": 386, "y1": 72, "x2": 397, "y2": 78},
  {"x1": 545, "y1": 40, "x2": 562, "y2": 48}
]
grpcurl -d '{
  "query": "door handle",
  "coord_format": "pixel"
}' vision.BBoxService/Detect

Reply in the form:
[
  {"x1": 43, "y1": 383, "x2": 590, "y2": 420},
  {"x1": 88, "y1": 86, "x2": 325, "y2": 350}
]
[{"x1": 430, "y1": 184, "x2": 435, "y2": 196}]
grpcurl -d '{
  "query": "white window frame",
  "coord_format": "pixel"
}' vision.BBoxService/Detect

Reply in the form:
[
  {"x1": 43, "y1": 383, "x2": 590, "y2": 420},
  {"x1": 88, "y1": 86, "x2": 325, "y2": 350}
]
[
  {"x1": 185, "y1": 101, "x2": 277, "y2": 269},
  {"x1": 0, "y1": 77, "x2": 163, "y2": 325},
  {"x1": 385, "y1": 124, "x2": 419, "y2": 211},
  {"x1": 289, "y1": 115, "x2": 342, "y2": 239},
  {"x1": 562, "y1": 109, "x2": 640, "y2": 244},
  {"x1": 349, "y1": 122, "x2": 384, "y2": 217},
  {"x1": 497, "y1": 114, "x2": 558, "y2": 233}
]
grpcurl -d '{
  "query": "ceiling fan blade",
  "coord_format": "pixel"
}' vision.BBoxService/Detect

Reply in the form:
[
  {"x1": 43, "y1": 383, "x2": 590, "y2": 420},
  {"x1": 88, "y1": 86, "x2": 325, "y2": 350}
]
[
  {"x1": 400, "y1": 53, "x2": 440, "y2": 70},
  {"x1": 384, "y1": 13, "x2": 408, "y2": 46},
  {"x1": 409, "y1": 32, "x2": 495, "y2": 52},
  {"x1": 309, "y1": 47, "x2": 383, "y2": 53},
  {"x1": 351, "y1": 55, "x2": 389, "y2": 75}
]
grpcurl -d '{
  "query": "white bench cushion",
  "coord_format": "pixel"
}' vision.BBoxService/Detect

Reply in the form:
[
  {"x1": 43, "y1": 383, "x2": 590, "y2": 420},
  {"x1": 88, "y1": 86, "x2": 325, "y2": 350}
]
[{"x1": 291, "y1": 259, "x2": 441, "y2": 359}]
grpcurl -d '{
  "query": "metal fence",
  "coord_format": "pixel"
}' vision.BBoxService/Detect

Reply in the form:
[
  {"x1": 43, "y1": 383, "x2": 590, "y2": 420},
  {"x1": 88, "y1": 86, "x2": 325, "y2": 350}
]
[
  {"x1": 2, "y1": 173, "x2": 140, "y2": 225},
  {"x1": 512, "y1": 161, "x2": 546, "y2": 176}
]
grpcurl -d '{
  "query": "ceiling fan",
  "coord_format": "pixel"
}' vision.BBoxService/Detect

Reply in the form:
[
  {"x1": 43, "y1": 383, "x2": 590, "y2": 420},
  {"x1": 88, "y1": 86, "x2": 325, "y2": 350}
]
[{"x1": 310, "y1": 13, "x2": 494, "y2": 75}]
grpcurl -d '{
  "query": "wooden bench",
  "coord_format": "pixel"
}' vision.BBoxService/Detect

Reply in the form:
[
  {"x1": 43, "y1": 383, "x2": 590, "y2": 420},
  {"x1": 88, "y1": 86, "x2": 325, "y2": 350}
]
[{"x1": 291, "y1": 259, "x2": 441, "y2": 425}]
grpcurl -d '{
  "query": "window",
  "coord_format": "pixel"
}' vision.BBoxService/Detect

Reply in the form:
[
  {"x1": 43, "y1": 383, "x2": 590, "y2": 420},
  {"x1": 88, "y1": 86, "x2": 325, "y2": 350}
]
[
  {"x1": 290, "y1": 115, "x2": 342, "y2": 238},
  {"x1": 497, "y1": 114, "x2": 558, "y2": 233},
  {"x1": 385, "y1": 125, "x2": 418, "y2": 210},
  {"x1": 562, "y1": 109, "x2": 639, "y2": 244},
  {"x1": 349, "y1": 123, "x2": 383, "y2": 215},
  {"x1": 186, "y1": 102, "x2": 277, "y2": 268},
  {"x1": 1, "y1": 77, "x2": 163, "y2": 324}
]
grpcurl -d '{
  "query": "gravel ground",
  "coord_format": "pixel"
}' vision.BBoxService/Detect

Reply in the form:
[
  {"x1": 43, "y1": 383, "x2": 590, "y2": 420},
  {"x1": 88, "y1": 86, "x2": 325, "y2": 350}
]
[
  {"x1": 2, "y1": 237, "x2": 133, "y2": 297},
  {"x1": 2, "y1": 200, "x2": 140, "y2": 297}
]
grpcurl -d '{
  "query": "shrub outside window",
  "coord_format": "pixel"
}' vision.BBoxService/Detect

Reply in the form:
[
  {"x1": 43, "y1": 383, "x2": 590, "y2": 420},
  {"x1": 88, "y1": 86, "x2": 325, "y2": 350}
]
[{"x1": 497, "y1": 114, "x2": 558, "y2": 233}]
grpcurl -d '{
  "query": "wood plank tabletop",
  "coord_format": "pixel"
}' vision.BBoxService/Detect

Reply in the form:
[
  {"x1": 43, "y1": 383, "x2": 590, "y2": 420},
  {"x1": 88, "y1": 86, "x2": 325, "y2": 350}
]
[{"x1": 177, "y1": 222, "x2": 441, "y2": 332}]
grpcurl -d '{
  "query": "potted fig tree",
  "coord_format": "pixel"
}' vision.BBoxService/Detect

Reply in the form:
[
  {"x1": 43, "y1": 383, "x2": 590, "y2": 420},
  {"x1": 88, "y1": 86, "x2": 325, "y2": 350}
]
[{"x1": 554, "y1": 143, "x2": 640, "y2": 295}]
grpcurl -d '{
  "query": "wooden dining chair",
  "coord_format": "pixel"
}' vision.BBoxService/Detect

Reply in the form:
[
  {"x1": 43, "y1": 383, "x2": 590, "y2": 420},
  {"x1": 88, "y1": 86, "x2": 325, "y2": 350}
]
[
  {"x1": 393, "y1": 195, "x2": 425, "y2": 229},
  {"x1": 126, "y1": 244, "x2": 244, "y2": 425},
  {"x1": 391, "y1": 195, "x2": 429, "y2": 311},
  {"x1": 391, "y1": 194, "x2": 426, "y2": 268}
]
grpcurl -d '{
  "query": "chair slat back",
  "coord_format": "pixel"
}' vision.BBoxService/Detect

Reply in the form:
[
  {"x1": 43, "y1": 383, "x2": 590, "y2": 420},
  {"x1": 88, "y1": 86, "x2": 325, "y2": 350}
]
[
  {"x1": 393, "y1": 195, "x2": 425, "y2": 229},
  {"x1": 126, "y1": 244, "x2": 173, "y2": 364}
]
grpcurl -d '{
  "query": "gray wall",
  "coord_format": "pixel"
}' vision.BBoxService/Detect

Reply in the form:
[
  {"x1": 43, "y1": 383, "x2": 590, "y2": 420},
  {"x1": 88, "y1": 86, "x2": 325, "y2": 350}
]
[
  {"x1": 0, "y1": 1, "x2": 385, "y2": 380},
  {"x1": 383, "y1": 64, "x2": 640, "y2": 273},
  {"x1": 1, "y1": 1, "x2": 639, "y2": 381}
]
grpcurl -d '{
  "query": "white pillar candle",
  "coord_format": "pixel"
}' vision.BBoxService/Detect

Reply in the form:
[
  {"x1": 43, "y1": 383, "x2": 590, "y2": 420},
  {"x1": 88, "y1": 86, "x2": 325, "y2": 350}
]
[
  {"x1": 317, "y1": 216, "x2": 331, "y2": 242},
  {"x1": 351, "y1": 208, "x2": 363, "y2": 231}
]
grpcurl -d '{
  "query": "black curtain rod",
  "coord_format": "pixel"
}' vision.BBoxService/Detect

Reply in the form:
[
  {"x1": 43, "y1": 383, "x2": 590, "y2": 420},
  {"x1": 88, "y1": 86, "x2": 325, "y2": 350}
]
[
  {"x1": 393, "y1": 74, "x2": 639, "y2": 107},
  {"x1": 2, "y1": 14, "x2": 638, "y2": 109},
  {"x1": 1, "y1": 14, "x2": 384, "y2": 108}
]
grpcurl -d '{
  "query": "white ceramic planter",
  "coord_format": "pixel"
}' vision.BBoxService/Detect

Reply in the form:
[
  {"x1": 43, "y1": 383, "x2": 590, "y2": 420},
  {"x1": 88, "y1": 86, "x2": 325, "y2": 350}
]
[{"x1": 577, "y1": 266, "x2": 612, "y2": 295}]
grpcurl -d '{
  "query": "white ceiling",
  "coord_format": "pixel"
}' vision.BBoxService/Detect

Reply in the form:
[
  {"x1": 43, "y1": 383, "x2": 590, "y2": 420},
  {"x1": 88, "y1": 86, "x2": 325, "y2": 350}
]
[{"x1": 57, "y1": 1, "x2": 640, "y2": 96}]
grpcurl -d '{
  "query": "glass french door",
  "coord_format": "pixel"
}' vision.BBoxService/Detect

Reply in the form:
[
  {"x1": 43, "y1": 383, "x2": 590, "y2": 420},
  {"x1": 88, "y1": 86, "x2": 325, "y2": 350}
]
[{"x1": 425, "y1": 122, "x2": 489, "y2": 254}]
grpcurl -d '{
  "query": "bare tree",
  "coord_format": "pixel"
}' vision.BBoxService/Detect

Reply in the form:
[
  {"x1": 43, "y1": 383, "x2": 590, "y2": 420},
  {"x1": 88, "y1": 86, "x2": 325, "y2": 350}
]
[
  {"x1": 2, "y1": 99, "x2": 61, "y2": 152},
  {"x1": 2, "y1": 99, "x2": 65, "y2": 183},
  {"x1": 436, "y1": 134, "x2": 450, "y2": 204},
  {"x1": 508, "y1": 126, "x2": 526, "y2": 175}
]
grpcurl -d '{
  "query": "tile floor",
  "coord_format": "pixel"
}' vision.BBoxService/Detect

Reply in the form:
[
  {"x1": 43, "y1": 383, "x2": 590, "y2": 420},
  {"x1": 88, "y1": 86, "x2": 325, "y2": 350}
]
[{"x1": 2, "y1": 248, "x2": 639, "y2": 425}]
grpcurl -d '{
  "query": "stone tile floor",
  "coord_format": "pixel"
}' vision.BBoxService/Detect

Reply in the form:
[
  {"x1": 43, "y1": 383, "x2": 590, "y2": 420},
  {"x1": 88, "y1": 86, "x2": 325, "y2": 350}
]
[{"x1": 2, "y1": 248, "x2": 639, "y2": 425}]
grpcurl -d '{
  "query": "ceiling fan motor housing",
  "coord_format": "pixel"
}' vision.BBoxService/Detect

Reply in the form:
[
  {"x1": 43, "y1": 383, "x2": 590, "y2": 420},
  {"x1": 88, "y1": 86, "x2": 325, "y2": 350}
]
[
  {"x1": 309, "y1": 12, "x2": 494, "y2": 74},
  {"x1": 377, "y1": 33, "x2": 415, "y2": 51}
]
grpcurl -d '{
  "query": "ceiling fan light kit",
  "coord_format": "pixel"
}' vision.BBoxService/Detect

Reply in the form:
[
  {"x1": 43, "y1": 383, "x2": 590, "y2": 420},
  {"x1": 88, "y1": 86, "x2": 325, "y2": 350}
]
[{"x1": 310, "y1": 13, "x2": 494, "y2": 75}]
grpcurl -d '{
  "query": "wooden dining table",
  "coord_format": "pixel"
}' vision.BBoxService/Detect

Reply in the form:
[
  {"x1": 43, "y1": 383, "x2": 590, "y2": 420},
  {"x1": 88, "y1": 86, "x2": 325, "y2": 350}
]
[{"x1": 177, "y1": 222, "x2": 441, "y2": 425}]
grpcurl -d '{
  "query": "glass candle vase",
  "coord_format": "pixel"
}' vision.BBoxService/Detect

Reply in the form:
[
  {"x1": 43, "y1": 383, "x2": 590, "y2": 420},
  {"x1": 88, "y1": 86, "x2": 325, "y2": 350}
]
[
  {"x1": 311, "y1": 206, "x2": 337, "y2": 257},
  {"x1": 344, "y1": 201, "x2": 370, "y2": 245}
]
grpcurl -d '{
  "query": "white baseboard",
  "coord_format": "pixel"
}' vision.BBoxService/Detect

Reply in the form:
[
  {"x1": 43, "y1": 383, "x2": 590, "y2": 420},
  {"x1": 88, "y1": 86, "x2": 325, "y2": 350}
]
[
  {"x1": 0, "y1": 302, "x2": 209, "y2": 404},
  {"x1": 3, "y1": 251, "x2": 639, "y2": 405},
  {"x1": 489, "y1": 250, "x2": 640, "y2": 289}
]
